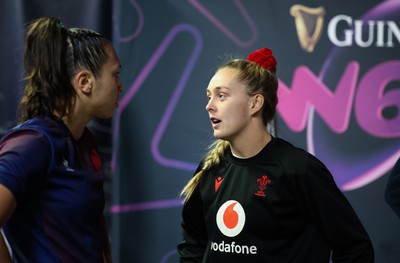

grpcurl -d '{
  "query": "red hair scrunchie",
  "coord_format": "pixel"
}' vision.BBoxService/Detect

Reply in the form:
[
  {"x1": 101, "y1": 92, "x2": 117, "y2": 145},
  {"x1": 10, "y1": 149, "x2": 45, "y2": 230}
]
[{"x1": 247, "y1": 47, "x2": 277, "y2": 72}]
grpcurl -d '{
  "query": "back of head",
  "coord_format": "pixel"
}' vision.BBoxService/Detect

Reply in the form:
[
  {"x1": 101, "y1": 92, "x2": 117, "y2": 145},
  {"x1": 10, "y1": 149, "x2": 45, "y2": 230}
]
[{"x1": 18, "y1": 17, "x2": 110, "y2": 122}]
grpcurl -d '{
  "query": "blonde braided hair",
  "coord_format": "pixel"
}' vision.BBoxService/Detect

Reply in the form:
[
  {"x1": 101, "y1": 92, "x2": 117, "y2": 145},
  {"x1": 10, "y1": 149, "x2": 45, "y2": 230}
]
[{"x1": 180, "y1": 140, "x2": 230, "y2": 202}]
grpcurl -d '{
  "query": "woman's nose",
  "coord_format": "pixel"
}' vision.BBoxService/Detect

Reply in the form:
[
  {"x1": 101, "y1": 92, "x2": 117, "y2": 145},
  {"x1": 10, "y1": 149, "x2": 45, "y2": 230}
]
[{"x1": 205, "y1": 99, "x2": 214, "y2": 112}]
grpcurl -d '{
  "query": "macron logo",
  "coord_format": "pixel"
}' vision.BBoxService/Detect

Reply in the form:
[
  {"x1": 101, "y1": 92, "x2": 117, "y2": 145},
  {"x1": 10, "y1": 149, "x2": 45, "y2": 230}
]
[{"x1": 215, "y1": 176, "x2": 223, "y2": 192}]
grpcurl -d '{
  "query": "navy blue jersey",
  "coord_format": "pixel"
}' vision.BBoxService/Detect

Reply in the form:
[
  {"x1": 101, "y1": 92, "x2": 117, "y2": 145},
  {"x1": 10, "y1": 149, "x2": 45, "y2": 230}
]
[
  {"x1": 178, "y1": 137, "x2": 374, "y2": 263},
  {"x1": 0, "y1": 116, "x2": 105, "y2": 262}
]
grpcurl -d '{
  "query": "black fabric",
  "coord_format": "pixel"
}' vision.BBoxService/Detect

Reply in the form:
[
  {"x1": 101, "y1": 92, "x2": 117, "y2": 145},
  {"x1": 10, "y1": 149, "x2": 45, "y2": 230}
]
[
  {"x1": 179, "y1": 138, "x2": 374, "y2": 262},
  {"x1": 385, "y1": 158, "x2": 400, "y2": 219}
]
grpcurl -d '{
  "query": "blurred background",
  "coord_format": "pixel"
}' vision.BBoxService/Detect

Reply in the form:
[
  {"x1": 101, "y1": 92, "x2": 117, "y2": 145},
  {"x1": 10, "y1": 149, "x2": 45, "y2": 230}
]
[{"x1": 1, "y1": 0, "x2": 399, "y2": 262}]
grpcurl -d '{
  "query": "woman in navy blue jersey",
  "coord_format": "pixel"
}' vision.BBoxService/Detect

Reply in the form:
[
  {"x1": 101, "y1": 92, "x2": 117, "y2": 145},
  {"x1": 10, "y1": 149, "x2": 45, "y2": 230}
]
[
  {"x1": 0, "y1": 17, "x2": 123, "y2": 262},
  {"x1": 177, "y1": 48, "x2": 374, "y2": 262}
]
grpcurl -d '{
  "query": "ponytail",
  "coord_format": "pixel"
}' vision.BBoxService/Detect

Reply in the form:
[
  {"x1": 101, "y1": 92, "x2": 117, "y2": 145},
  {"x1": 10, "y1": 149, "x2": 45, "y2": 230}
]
[
  {"x1": 18, "y1": 17, "x2": 109, "y2": 123},
  {"x1": 18, "y1": 17, "x2": 72, "y2": 122}
]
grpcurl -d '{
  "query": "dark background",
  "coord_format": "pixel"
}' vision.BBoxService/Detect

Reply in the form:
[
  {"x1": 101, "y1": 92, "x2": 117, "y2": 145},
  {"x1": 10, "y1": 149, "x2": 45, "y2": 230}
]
[{"x1": 1, "y1": 1, "x2": 399, "y2": 262}]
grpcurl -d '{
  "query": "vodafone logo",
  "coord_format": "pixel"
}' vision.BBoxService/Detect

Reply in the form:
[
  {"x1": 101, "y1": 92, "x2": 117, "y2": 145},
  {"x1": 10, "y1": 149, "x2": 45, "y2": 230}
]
[{"x1": 216, "y1": 200, "x2": 246, "y2": 237}]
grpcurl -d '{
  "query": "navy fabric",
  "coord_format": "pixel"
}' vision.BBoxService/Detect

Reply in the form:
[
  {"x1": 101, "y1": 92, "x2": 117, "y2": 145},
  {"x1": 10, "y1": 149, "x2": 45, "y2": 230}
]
[{"x1": 0, "y1": 116, "x2": 105, "y2": 262}]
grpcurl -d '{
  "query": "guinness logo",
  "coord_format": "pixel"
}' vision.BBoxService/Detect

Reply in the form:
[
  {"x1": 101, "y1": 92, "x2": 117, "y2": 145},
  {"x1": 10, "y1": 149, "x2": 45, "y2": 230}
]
[{"x1": 290, "y1": 5, "x2": 326, "y2": 52}]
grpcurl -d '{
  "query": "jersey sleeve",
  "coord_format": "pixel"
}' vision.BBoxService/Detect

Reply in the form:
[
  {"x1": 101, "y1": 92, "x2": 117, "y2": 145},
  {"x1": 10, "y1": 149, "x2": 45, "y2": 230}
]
[
  {"x1": 0, "y1": 129, "x2": 52, "y2": 204},
  {"x1": 177, "y1": 186, "x2": 208, "y2": 263},
  {"x1": 177, "y1": 163, "x2": 208, "y2": 263},
  {"x1": 289, "y1": 152, "x2": 374, "y2": 263},
  {"x1": 384, "y1": 157, "x2": 400, "y2": 219}
]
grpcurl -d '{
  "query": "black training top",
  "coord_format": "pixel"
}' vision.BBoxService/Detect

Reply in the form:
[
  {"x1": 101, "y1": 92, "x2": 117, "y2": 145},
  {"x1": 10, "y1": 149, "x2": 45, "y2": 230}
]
[{"x1": 178, "y1": 137, "x2": 374, "y2": 263}]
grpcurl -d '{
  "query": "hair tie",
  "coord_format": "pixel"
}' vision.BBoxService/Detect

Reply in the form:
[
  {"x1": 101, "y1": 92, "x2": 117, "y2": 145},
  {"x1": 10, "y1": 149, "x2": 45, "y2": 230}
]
[{"x1": 247, "y1": 47, "x2": 277, "y2": 72}]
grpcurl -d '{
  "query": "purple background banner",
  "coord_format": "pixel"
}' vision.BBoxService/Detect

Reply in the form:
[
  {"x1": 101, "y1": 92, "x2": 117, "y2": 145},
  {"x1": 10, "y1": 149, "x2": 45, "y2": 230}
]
[{"x1": 1, "y1": 1, "x2": 399, "y2": 262}]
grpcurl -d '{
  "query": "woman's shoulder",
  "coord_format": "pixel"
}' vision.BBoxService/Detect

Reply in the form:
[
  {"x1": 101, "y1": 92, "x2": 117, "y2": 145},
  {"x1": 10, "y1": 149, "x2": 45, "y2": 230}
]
[
  {"x1": 16, "y1": 116, "x2": 67, "y2": 135},
  {"x1": 1, "y1": 116, "x2": 69, "y2": 150},
  {"x1": 271, "y1": 137, "x2": 308, "y2": 157},
  {"x1": 270, "y1": 137, "x2": 324, "y2": 169}
]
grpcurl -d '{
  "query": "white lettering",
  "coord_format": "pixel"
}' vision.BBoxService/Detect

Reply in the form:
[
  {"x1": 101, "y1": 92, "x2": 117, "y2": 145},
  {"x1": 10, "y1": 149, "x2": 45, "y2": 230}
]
[
  {"x1": 387, "y1": 21, "x2": 400, "y2": 47},
  {"x1": 354, "y1": 20, "x2": 374, "y2": 47},
  {"x1": 327, "y1": 15, "x2": 400, "y2": 47},
  {"x1": 376, "y1": 21, "x2": 385, "y2": 47},
  {"x1": 211, "y1": 242, "x2": 218, "y2": 251},
  {"x1": 250, "y1": 246, "x2": 257, "y2": 254},
  {"x1": 328, "y1": 15, "x2": 353, "y2": 46},
  {"x1": 210, "y1": 240, "x2": 257, "y2": 255},
  {"x1": 211, "y1": 241, "x2": 257, "y2": 255}
]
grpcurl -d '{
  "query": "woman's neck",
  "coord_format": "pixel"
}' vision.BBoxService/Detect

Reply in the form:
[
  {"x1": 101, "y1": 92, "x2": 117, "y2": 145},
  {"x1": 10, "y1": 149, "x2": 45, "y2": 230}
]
[
  {"x1": 57, "y1": 109, "x2": 89, "y2": 140},
  {"x1": 62, "y1": 117, "x2": 86, "y2": 140},
  {"x1": 230, "y1": 131, "x2": 272, "y2": 158}
]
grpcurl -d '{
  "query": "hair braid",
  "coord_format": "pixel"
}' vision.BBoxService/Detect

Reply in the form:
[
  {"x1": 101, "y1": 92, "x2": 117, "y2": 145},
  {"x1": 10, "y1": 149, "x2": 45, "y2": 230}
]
[{"x1": 181, "y1": 140, "x2": 230, "y2": 202}]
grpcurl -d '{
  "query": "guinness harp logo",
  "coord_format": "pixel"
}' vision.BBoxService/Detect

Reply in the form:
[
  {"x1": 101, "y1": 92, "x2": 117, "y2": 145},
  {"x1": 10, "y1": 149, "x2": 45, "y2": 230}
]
[{"x1": 290, "y1": 5, "x2": 326, "y2": 52}]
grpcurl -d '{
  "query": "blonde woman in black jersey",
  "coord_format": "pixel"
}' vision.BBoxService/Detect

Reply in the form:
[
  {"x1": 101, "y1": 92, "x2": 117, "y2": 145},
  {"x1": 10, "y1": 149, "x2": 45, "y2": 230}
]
[{"x1": 177, "y1": 48, "x2": 374, "y2": 263}]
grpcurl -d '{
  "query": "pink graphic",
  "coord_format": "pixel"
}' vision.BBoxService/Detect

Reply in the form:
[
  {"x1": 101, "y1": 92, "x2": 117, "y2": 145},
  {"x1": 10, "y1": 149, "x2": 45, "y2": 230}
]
[
  {"x1": 112, "y1": 23, "x2": 202, "y2": 173},
  {"x1": 277, "y1": 62, "x2": 359, "y2": 133},
  {"x1": 111, "y1": 23, "x2": 202, "y2": 218},
  {"x1": 355, "y1": 61, "x2": 400, "y2": 138},
  {"x1": 113, "y1": 0, "x2": 144, "y2": 42},
  {"x1": 309, "y1": 0, "x2": 400, "y2": 190},
  {"x1": 188, "y1": 0, "x2": 258, "y2": 47}
]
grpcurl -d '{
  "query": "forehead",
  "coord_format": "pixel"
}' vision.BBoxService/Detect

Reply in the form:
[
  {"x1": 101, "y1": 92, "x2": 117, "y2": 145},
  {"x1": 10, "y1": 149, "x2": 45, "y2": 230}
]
[
  {"x1": 207, "y1": 67, "x2": 243, "y2": 93},
  {"x1": 104, "y1": 44, "x2": 121, "y2": 69}
]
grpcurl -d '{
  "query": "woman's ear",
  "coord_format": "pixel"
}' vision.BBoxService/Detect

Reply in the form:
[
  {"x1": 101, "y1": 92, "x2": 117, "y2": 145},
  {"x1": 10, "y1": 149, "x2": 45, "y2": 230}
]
[
  {"x1": 73, "y1": 70, "x2": 93, "y2": 94},
  {"x1": 249, "y1": 94, "x2": 264, "y2": 115}
]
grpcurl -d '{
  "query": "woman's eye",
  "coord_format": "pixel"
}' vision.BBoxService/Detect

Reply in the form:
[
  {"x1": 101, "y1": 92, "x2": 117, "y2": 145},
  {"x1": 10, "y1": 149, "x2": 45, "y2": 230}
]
[{"x1": 219, "y1": 94, "x2": 225, "y2": 99}]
